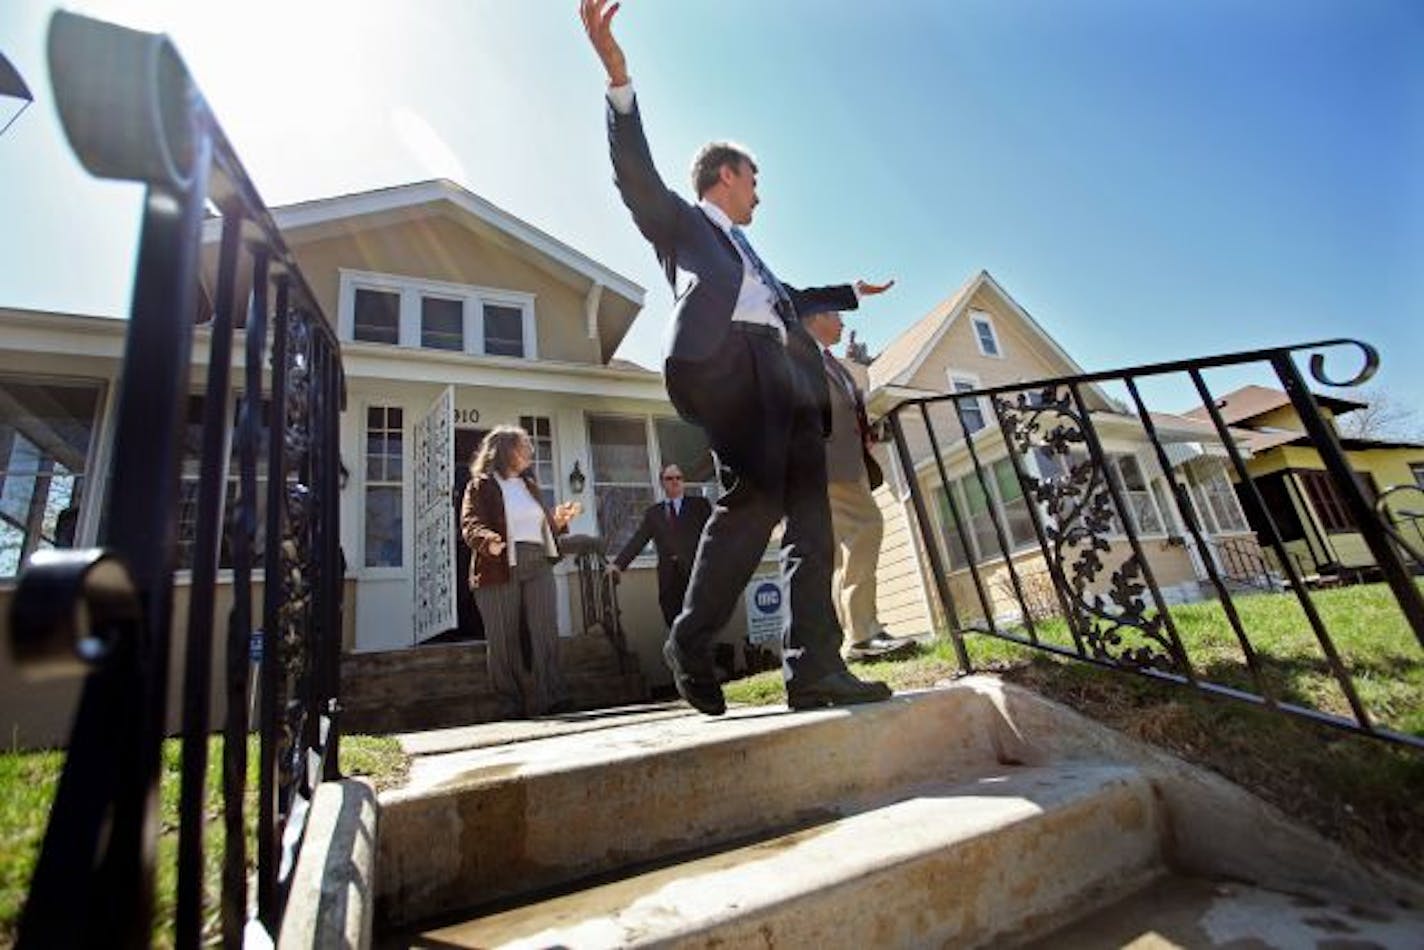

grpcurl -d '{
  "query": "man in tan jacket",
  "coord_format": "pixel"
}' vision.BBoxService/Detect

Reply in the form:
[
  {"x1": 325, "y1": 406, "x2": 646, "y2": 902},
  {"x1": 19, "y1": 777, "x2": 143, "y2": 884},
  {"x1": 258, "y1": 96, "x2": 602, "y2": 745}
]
[{"x1": 802, "y1": 310, "x2": 919, "y2": 661}]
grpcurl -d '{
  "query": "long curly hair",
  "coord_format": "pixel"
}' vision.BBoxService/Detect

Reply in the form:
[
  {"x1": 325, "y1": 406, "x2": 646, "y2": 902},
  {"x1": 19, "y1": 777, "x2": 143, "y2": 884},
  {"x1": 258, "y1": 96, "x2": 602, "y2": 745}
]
[{"x1": 470, "y1": 424, "x2": 535, "y2": 482}]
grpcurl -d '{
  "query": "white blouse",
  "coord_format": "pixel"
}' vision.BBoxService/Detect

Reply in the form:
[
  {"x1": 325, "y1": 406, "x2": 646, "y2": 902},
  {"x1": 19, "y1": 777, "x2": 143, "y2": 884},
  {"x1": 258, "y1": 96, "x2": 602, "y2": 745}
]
[{"x1": 497, "y1": 475, "x2": 546, "y2": 543}]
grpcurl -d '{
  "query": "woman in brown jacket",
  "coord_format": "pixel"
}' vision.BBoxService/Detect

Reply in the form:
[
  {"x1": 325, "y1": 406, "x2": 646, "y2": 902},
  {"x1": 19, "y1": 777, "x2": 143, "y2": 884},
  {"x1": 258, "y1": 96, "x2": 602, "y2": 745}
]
[{"x1": 461, "y1": 425, "x2": 581, "y2": 718}]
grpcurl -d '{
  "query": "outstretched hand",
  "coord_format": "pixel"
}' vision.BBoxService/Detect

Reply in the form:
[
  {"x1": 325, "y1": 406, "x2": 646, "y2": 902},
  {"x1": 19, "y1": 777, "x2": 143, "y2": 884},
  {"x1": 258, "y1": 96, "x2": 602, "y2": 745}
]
[
  {"x1": 580, "y1": 0, "x2": 629, "y2": 86},
  {"x1": 856, "y1": 279, "x2": 896, "y2": 297}
]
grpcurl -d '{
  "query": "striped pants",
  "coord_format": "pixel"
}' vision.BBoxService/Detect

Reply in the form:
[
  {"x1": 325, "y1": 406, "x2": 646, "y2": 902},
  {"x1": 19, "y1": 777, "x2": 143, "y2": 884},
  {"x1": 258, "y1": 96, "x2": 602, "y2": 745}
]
[{"x1": 472, "y1": 542, "x2": 568, "y2": 717}]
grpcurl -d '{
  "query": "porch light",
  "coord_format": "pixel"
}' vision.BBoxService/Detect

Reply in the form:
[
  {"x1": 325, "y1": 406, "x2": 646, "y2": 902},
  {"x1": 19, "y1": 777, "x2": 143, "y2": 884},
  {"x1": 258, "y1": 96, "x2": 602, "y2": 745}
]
[{"x1": 568, "y1": 460, "x2": 587, "y2": 494}]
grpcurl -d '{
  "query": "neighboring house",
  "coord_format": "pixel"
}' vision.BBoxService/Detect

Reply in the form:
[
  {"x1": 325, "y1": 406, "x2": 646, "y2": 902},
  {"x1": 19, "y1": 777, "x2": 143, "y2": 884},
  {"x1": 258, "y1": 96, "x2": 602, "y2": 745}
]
[
  {"x1": 1181, "y1": 385, "x2": 1424, "y2": 577},
  {"x1": 0, "y1": 179, "x2": 773, "y2": 745},
  {"x1": 859, "y1": 270, "x2": 1258, "y2": 633}
]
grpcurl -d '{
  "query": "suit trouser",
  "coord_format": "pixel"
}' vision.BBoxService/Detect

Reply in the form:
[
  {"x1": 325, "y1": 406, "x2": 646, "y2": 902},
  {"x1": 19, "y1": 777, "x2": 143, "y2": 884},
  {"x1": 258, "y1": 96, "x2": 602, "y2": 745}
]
[
  {"x1": 667, "y1": 326, "x2": 847, "y2": 687},
  {"x1": 658, "y1": 561, "x2": 692, "y2": 627},
  {"x1": 828, "y1": 475, "x2": 886, "y2": 649},
  {"x1": 472, "y1": 542, "x2": 568, "y2": 717}
]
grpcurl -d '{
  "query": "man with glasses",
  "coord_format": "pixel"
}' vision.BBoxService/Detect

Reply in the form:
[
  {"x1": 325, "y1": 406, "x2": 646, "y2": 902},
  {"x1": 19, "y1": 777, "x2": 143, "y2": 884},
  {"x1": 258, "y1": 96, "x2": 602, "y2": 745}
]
[{"x1": 609, "y1": 464, "x2": 713, "y2": 627}]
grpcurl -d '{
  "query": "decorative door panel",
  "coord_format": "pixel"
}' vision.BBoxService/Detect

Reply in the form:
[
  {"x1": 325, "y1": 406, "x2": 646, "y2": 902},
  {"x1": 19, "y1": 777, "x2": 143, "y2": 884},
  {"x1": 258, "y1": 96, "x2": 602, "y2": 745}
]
[{"x1": 413, "y1": 386, "x2": 456, "y2": 643}]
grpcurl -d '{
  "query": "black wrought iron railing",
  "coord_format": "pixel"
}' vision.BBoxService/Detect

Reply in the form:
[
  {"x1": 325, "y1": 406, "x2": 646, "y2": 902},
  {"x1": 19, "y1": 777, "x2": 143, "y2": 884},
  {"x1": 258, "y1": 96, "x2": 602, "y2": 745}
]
[
  {"x1": 8, "y1": 12, "x2": 345, "y2": 947},
  {"x1": 886, "y1": 338, "x2": 1424, "y2": 749},
  {"x1": 561, "y1": 533, "x2": 631, "y2": 665}
]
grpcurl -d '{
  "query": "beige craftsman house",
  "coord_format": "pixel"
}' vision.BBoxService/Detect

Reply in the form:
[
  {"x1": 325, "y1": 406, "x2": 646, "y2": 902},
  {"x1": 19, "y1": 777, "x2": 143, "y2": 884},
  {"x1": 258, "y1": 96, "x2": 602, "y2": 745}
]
[
  {"x1": 858, "y1": 271, "x2": 1260, "y2": 635},
  {"x1": 0, "y1": 179, "x2": 785, "y2": 744}
]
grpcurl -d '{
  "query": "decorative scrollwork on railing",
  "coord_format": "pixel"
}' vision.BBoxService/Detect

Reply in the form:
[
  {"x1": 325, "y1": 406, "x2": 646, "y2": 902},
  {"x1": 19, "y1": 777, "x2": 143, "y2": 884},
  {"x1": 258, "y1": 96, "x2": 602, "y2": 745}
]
[
  {"x1": 1302, "y1": 338, "x2": 1378, "y2": 389},
  {"x1": 273, "y1": 308, "x2": 317, "y2": 806},
  {"x1": 996, "y1": 386, "x2": 1180, "y2": 672}
]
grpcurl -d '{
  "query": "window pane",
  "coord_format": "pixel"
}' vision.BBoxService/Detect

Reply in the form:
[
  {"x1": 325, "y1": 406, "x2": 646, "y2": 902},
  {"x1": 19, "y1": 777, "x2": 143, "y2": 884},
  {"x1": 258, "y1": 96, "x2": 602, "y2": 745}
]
[
  {"x1": 974, "y1": 318, "x2": 999, "y2": 355},
  {"x1": 519, "y1": 415, "x2": 557, "y2": 508},
  {"x1": 0, "y1": 379, "x2": 102, "y2": 577},
  {"x1": 421, "y1": 297, "x2": 464, "y2": 351},
  {"x1": 952, "y1": 380, "x2": 985, "y2": 434},
  {"x1": 994, "y1": 460, "x2": 1035, "y2": 548},
  {"x1": 936, "y1": 484, "x2": 970, "y2": 569},
  {"x1": 484, "y1": 304, "x2": 525, "y2": 357},
  {"x1": 589, "y1": 416, "x2": 650, "y2": 484},
  {"x1": 594, "y1": 484, "x2": 656, "y2": 556},
  {"x1": 354, "y1": 288, "x2": 400, "y2": 344},
  {"x1": 365, "y1": 485, "x2": 403, "y2": 567},
  {"x1": 654, "y1": 417, "x2": 715, "y2": 486},
  {"x1": 962, "y1": 476, "x2": 999, "y2": 561}
]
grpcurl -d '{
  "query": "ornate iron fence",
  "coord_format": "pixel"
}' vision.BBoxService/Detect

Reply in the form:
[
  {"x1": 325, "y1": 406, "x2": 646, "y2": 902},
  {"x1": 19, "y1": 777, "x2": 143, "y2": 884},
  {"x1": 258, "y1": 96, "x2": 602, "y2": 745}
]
[
  {"x1": 8, "y1": 12, "x2": 345, "y2": 946},
  {"x1": 886, "y1": 338, "x2": 1424, "y2": 750}
]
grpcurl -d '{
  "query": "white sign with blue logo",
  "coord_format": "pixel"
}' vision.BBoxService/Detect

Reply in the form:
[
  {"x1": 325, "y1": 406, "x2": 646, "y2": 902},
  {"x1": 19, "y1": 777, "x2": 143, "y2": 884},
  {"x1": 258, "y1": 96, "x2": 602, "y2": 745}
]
[{"x1": 745, "y1": 576, "x2": 786, "y2": 646}]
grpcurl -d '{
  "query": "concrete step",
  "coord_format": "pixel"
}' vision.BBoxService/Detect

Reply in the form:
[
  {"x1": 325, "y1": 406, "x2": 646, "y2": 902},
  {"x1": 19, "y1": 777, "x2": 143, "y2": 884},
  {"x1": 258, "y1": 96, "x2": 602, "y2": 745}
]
[
  {"x1": 1023, "y1": 872, "x2": 1424, "y2": 949},
  {"x1": 341, "y1": 635, "x2": 647, "y2": 735},
  {"x1": 388, "y1": 763, "x2": 1164, "y2": 948},
  {"x1": 376, "y1": 689, "x2": 1031, "y2": 927}
]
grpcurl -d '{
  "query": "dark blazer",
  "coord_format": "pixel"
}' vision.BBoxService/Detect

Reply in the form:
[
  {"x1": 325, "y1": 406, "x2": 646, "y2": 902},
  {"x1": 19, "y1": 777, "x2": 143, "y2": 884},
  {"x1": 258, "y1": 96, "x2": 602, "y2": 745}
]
[
  {"x1": 613, "y1": 495, "x2": 712, "y2": 594},
  {"x1": 460, "y1": 472, "x2": 566, "y2": 589},
  {"x1": 608, "y1": 97, "x2": 858, "y2": 433}
]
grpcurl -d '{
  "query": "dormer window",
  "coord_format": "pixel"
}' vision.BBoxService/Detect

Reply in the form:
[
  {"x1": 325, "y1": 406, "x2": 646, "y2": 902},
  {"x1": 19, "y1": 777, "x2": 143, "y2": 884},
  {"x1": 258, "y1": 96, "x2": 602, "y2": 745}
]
[
  {"x1": 970, "y1": 310, "x2": 1001, "y2": 358},
  {"x1": 353, "y1": 288, "x2": 400, "y2": 344},
  {"x1": 339, "y1": 269, "x2": 537, "y2": 359}
]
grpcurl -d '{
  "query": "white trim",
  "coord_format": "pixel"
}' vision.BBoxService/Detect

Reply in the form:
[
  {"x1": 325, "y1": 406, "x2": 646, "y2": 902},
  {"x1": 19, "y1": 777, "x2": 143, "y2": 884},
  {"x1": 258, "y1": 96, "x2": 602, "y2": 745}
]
[
  {"x1": 946, "y1": 369, "x2": 989, "y2": 435},
  {"x1": 357, "y1": 398, "x2": 409, "y2": 579},
  {"x1": 969, "y1": 309, "x2": 1003, "y2": 358},
  {"x1": 210, "y1": 179, "x2": 645, "y2": 307},
  {"x1": 339, "y1": 268, "x2": 538, "y2": 360}
]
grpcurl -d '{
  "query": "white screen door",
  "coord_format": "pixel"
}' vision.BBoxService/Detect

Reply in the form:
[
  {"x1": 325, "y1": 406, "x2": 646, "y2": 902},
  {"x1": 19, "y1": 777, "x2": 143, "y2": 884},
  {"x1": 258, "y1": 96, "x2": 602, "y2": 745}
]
[{"x1": 412, "y1": 386, "x2": 456, "y2": 643}]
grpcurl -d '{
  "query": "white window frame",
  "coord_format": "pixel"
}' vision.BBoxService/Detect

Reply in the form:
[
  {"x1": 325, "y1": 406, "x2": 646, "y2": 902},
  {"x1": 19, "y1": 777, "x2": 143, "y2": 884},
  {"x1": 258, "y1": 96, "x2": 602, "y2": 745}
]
[
  {"x1": 338, "y1": 268, "x2": 538, "y2": 359},
  {"x1": 969, "y1": 310, "x2": 1003, "y2": 358},
  {"x1": 947, "y1": 370, "x2": 989, "y2": 435},
  {"x1": 360, "y1": 401, "x2": 407, "y2": 577}
]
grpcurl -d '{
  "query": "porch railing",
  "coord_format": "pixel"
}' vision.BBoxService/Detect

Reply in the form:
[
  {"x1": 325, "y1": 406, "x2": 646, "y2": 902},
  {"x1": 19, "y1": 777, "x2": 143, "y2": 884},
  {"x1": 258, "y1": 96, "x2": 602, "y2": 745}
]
[
  {"x1": 8, "y1": 12, "x2": 345, "y2": 947},
  {"x1": 886, "y1": 338, "x2": 1424, "y2": 750}
]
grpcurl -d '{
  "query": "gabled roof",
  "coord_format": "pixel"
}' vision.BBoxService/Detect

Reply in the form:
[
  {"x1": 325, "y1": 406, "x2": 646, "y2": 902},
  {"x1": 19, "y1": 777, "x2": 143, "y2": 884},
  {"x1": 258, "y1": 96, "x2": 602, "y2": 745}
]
[
  {"x1": 1181, "y1": 384, "x2": 1367, "y2": 428},
  {"x1": 867, "y1": 270, "x2": 1089, "y2": 393},
  {"x1": 201, "y1": 179, "x2": 647, "y2": 361},
  {"x1": 242, "y1": 179, "x2": 643, "y2": 304}
]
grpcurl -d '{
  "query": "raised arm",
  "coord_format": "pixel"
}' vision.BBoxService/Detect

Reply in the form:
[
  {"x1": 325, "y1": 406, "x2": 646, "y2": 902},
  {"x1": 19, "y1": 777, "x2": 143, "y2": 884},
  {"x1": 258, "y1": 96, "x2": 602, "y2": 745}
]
[
  {"x1": 580, "y1": 0, "x2": 629, "y2": 87},
  {"x1": 580, "y1": 0, "x2": 686, "y2": 247}
]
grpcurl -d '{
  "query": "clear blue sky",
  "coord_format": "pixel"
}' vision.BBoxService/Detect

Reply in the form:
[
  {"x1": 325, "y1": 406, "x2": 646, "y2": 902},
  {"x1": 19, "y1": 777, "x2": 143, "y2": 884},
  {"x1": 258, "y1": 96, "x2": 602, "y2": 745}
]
[{"x1": 1, "y1": 0, "x2": 1420, "y2": 415}]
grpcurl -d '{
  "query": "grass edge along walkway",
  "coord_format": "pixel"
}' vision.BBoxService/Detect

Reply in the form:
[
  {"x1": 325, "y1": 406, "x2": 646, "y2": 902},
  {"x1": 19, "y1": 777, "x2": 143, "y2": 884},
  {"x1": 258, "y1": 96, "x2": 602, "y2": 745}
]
[{"x1": 0, "y1": 733, "x2": 406, "y2": 948}]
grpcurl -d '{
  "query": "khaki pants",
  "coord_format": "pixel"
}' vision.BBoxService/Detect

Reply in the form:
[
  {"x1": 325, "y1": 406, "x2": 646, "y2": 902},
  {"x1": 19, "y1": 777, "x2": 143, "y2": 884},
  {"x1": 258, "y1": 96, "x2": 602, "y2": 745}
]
[{"x1": 827, "y1": 475, "x2": 885, "y2": 651}]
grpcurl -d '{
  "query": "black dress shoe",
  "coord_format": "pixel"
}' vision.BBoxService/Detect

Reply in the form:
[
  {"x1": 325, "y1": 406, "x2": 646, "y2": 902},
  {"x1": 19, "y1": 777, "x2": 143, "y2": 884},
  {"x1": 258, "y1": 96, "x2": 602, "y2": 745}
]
[
  {"x1": 663, "y1": 640, "x2": 726, "y2": 716},
  {"x1": 846, "y1": 633, "x2": 920, "y2": 662},
  {"x1": 787, "y1": 670, "x2": 893, "y2": 710}
]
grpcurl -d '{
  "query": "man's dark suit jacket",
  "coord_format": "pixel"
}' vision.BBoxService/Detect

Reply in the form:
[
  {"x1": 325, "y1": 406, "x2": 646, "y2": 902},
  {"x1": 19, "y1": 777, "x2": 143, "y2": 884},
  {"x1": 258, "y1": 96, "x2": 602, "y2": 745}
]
[
  {"x1": 612, "y1": 495, "x2": 713, "y2": 623},
  {"x1": 607, "y1": 98, "x2": 858, "y2": 440}
]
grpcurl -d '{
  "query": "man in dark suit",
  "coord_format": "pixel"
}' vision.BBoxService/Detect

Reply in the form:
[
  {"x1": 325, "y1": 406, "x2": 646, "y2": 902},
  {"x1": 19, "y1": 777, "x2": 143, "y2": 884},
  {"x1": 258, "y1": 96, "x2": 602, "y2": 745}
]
[
  {"x1": 581, "y1": 0, "x2": 896, "y2": 715},
  {"x1": 608, "y1": 463, "x2": 712, "y2": 626}
]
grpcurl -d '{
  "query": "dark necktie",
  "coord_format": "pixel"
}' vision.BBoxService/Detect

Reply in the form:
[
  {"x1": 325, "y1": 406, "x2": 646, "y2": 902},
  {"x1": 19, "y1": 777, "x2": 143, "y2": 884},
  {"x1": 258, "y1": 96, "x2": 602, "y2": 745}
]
[
  {"x1": 729, "y1": 225, "x2": 795, "y2": 323},
  {"x1": 666, "y1": 500, "x2": 677, "y2": 524}
]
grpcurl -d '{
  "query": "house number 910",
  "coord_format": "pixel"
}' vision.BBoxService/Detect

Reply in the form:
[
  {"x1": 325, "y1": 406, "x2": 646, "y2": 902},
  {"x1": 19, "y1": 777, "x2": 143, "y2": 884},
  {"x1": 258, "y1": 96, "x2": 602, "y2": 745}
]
[{"x1": 454, "y1": 409, "x2": 481, "y2": 424}]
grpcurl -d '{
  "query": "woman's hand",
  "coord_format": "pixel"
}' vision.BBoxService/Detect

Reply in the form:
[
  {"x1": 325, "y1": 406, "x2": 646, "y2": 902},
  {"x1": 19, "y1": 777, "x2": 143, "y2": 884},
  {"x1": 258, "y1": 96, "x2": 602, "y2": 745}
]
[
  {"x1": 488, "y1": 539, "x2": 505, "y2": 556},
  {"x1": 552, "y1": 500, "x2": 583, "y2": 528}
]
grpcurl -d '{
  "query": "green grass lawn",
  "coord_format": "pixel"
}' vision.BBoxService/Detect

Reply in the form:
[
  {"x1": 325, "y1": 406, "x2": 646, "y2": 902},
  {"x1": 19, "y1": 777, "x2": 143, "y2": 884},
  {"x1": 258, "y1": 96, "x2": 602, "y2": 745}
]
[
  {"x1": 0, "y1": 733, "x2": 406, "y2": 947},
  {"x1": 726, "y1": 582, "x2": 1424, "y2": 876}
]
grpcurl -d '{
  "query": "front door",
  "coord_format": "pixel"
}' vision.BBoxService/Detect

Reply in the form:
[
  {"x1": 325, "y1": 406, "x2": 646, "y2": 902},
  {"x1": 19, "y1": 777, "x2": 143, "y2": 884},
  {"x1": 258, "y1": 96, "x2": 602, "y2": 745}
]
[{"x1": 451, "y1": 428, "x2": 488, "y2": 640}]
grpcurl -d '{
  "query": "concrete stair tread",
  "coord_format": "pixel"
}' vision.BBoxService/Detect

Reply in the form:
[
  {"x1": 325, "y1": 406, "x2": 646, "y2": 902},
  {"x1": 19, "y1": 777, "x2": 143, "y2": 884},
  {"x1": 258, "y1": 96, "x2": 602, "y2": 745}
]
[
  {"x1": 395, "y1": 702, "x2": 692, "y2": 757},
  {"x1": 393, "y1": 763, "x2": 1159, "y2": 948},
  {"x1": 390, "y1": 699, "x2": 924, "y2": 801},
  {"x1": 1023, "y1": 872, "x2": 1424, "y2": 949}
]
